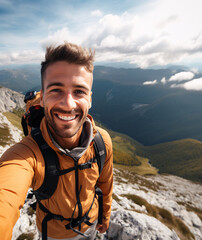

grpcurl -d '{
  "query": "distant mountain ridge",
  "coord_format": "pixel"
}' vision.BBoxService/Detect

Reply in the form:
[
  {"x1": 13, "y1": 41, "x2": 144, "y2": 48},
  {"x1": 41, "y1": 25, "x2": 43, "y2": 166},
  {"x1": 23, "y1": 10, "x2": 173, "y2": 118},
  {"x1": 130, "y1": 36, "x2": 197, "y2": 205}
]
[
  {"x1": 90, "y1": 79, "x2": 202, "y2": 145},
  {"x1": 0, "y1": 65, "x2": 40, "y2": 93},
  {"x1": 1, "y1": 65, "x2": 202, "y2": 146}
]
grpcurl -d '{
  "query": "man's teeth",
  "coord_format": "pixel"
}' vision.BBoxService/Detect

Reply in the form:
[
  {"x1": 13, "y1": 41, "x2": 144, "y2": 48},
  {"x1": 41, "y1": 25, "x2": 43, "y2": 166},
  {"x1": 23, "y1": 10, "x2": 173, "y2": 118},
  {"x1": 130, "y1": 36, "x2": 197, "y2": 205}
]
[{"x1": 58, "y1": 115, "x2": 76, "y2": 121}]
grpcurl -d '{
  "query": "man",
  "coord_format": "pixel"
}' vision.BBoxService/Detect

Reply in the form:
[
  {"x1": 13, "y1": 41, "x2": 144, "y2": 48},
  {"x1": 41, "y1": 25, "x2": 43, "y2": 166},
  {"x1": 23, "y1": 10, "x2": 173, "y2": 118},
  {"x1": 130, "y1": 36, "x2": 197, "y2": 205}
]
[{"x1": 0, "y1": 42, "x2": 113, "y2": 240}]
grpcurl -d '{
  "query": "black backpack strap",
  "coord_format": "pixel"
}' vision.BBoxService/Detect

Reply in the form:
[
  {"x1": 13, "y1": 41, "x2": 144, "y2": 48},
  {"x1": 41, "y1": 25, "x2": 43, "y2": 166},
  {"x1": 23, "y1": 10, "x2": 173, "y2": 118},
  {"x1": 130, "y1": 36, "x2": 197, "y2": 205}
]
[
  {"x1": 93, "y1": 130, "x2": 106, "y2": 175},
  {"x1": 31, "y1": 128, "x2": 106, "y2": 238},
  {"x1": 95, "y1": 187, "x2": 103, "y2": 224},
  {"x1": 31, "y1": 128, "x2": 59, "y2": 200},
  {"x1": 92, "y1": 130, "x2": 106, "y2": 225},
  {"x1": 21, "y1": 115, "x2": 29, "y2": 136}
]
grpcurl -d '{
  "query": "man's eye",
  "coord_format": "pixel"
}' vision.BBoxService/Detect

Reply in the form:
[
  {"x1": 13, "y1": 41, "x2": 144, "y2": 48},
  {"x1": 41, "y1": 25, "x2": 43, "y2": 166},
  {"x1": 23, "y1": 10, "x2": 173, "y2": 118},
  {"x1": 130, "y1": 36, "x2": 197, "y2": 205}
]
[
  {"x1": 75, "y1": 90, "x2": 85, "y2": 95},
  {"x1": 50, "y1": 89, "x2": 61, "y2": 93}
]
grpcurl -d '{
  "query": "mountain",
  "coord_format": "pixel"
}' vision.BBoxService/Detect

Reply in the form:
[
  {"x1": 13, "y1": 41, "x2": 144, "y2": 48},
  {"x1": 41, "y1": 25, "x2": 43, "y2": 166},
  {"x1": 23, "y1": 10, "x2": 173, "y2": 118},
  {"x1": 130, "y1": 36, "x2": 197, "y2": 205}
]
[
  {"x1": 0, "y1": 65, "x2": 184, "y2": 92},
  {"x1": 136, "y1": 138, "x2": 202, "y2": 183},
  {"x1": 0, "y1": 65, "x2": 40, "y2": 93},
  {"x1": 1, "y1": 95, "x2": 201, "y2": 183},
  {"x1": 1, "y1": 65, "x2": 202, "y2": 146},
  {"x1": 92, "y1": 66, "x2": 202, "y2": 146},
  {"x1": 89, "y1": 75, "x2": 202, "y2": 146},
  {"x1": 0, "y1": 87, "x2": 201, "y2": 239},
  {"x1": 108, "y1": 128, "x2": 202, "y2": 183},
  {"x1": 0, "y1": 87, "x2": 24, "y2": 150},
  {"x1": 1, "y1": 66, "x2": 202, "y2": 178},
  {"x1": 94, "y1": 65, "x2": 198, "y2": 85}
]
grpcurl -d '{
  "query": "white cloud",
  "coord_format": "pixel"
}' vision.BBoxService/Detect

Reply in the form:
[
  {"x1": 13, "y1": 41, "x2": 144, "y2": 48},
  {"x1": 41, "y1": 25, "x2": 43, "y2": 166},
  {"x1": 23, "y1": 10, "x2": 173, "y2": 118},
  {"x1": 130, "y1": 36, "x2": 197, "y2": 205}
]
[
  {"x1": 100, "y1": 35, "x2": 123, "y2": 48},
  {"x1": 169, "y1": 71, "x2": 195, "y2": 82},
  {"x1": 190, "y1": 68, "x2": 199, "y2": 74},
  {"x1": 91, "y1": 10, "x2": 103, "y2": 17},
  {"x1": 161, "y1": 77, "x2": 166, "y2": 84},
  {"x1": 143, "y1": 80, "x2": 157, "y2": 85},
  {"x1": 40, "y1": 27, "x2": 82, "y2": 49},
  {"x1": 171, "y1": 78, "x2": 202, "y2": 91},
  {"x1": 82, "y1": 0, "x2": 202, "y2": 68},
  {"x1": 1, "y1": 0, "x2": 202, "y2": 68},
  {"x1": 0, "y1": 50, "x2": 43, "y2": 66}
]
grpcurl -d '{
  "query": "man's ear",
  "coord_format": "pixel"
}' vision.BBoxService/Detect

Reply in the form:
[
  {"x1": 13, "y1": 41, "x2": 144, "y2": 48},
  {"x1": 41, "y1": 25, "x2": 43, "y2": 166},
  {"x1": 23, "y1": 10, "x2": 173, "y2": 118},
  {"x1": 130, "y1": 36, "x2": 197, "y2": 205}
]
[{"x1": 40, "y1": 89, "x2": 44, "y2": 107}]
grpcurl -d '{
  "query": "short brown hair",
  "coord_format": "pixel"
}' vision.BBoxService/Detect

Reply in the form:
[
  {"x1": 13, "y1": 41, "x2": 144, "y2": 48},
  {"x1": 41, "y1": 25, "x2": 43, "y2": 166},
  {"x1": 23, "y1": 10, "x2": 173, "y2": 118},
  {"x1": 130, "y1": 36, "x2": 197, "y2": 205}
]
[{"x1": 41, "y1": 42, "x2": 95, "y2": 89}]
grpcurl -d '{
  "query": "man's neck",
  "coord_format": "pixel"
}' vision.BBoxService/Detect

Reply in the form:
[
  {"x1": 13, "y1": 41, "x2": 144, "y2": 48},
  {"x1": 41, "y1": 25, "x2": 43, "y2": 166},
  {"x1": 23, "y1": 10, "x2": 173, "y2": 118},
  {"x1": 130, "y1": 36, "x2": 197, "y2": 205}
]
[{"x1": 49, "y1": 127, "x2": 83, "y2": 150}]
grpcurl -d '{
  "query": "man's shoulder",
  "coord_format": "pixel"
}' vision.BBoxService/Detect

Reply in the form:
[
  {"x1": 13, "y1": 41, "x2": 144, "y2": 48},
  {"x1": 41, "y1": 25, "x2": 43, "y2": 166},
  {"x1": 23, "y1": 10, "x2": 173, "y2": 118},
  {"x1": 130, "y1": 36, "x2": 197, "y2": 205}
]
[
  {"x1": 94, "y1": 126, "x2": 112, "y2": 152},
  {"x1": 0, "y1": 135, "x2": 38, "y2": 162},
  {"x1": 95, "y1": 126, "x2": 110, "y2": 137}
]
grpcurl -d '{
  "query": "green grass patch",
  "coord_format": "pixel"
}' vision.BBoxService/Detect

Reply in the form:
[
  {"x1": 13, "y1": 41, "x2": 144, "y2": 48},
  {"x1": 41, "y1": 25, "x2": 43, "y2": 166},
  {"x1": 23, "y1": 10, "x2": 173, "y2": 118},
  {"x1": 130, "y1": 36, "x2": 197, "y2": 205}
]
[
  {"x1": 136, "y1": 138, "x2": 202, "y2": 183},
  {"x1": 12, "y1": 108, "x2": 25, "y2": 118},
  {"x1": 96, "y1": 121, "x2": 158, "y2": 175},
  {"x1": 0, "y1": 125, "x2": 12, "y2": 146},
  {"x1": 0, "y1": 109, "x2": 24, "y2": 146},
  {"x1": 3, "y1": 111, "x2": 23, "y2": 131},
  {"x1": 114, "y1": 161, "x2": 158, "y2": 177},
  {"x1": 112, "y1": 135, "x2": 140, "y2": 166}
]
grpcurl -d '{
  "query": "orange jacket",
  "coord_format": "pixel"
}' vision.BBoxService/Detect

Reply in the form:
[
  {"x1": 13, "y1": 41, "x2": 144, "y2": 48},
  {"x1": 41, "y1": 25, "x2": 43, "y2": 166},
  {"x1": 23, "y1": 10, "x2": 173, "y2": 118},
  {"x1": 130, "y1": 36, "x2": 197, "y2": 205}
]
[{"x1": 0, "y1": 115, "x2": 113, "y2": 239}]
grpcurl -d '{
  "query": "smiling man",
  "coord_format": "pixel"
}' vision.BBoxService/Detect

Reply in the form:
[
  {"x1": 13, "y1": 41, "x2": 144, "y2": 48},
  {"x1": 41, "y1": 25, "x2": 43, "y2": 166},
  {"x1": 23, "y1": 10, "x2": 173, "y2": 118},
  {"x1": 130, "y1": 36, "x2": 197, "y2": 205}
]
[
  {"x1": 0, "y1": 42, "x2": 113, "y2": 240},
  {"x1": 41, "y1": 61, "x2": 92, "y2": 149}
]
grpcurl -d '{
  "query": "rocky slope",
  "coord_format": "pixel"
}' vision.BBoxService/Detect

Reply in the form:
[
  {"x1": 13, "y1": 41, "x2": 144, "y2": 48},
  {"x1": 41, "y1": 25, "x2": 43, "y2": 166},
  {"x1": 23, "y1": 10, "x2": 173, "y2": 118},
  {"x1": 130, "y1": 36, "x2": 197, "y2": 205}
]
[
  {"x1": 0, "y1": 112, "x2": 22, "y2": 156},
  {"x1": 0, "y1": 87, "x2": 25, "y2": 112},
  {"x1": 110, "y1": 169, "x2": 202, "y2": 240},
  {"x1": 10, "y1": 168, "x2": 202, "y2": 240}
]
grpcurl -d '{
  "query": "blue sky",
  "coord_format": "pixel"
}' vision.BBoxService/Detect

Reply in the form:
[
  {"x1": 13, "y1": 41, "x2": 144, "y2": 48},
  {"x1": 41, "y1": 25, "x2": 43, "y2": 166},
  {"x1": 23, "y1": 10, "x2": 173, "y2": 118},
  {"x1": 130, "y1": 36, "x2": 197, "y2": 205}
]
[{"x1": 0, "y1": 0, "x2": 202, "y2": 70}]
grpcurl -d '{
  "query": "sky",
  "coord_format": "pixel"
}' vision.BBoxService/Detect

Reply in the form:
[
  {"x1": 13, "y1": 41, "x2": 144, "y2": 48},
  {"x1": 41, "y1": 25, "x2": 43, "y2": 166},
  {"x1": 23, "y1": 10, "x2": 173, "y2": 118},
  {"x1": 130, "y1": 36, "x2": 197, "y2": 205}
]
[{"x1": 0, "y1": 0, "x2": 202, "y2": 71}]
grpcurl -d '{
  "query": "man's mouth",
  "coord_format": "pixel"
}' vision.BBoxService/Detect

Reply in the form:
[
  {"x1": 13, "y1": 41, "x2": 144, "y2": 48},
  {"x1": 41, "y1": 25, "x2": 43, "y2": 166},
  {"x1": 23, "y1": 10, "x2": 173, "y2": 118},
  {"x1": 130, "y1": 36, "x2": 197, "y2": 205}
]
[{"x1": 57, "y1": 114, "x2": 77, "y2": 121}]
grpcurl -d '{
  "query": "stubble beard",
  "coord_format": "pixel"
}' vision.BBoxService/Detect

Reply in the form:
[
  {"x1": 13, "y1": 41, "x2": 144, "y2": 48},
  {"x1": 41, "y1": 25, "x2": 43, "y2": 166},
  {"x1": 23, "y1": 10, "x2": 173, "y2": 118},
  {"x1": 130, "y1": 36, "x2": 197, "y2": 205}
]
[{"x1": 44, "y1": 107, "x2": 85, "y2": 139}]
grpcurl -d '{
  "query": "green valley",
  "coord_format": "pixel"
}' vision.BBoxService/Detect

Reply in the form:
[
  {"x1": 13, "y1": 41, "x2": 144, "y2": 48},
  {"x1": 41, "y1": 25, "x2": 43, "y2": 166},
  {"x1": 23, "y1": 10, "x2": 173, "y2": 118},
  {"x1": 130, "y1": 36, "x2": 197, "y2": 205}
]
[
  {"x1": 137, "y1": 139, "x2": 202, "y2": 183},
  {"x1": 98, "y1": 122, "x2": 202, "y2": 183}
]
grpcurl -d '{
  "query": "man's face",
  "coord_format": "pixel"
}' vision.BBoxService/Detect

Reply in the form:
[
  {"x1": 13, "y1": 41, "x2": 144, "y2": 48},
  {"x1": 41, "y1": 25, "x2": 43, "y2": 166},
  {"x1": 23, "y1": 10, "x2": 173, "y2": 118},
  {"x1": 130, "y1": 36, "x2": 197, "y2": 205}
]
[{"x1": 40, "y1": 61, "x2": 92, "y2": 142}]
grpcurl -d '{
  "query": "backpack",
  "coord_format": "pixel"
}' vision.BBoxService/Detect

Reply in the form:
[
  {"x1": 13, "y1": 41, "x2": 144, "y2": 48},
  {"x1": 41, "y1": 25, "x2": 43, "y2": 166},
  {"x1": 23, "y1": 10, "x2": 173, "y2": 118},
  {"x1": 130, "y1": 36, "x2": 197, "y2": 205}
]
[{"x1": 21, "y1": 91, "x2": 106, "y2": 240}]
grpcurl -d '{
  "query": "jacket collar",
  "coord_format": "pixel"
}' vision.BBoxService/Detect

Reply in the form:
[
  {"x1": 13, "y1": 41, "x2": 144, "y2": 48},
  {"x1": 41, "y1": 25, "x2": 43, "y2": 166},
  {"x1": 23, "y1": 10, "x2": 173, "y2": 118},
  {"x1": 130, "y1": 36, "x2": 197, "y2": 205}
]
[{"x1": 40, "y1": 115, "x2": 95, "y2": 160}]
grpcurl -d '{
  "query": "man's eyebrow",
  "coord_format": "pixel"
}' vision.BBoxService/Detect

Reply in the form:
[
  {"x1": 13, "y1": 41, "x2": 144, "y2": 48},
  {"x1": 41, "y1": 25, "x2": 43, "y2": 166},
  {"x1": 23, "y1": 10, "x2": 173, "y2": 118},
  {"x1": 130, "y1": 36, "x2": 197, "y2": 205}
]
[
  {"x1": 74, "y1": 84, "x2": 90, "y2": 91},
  {"x1": 46, "y1": 82, "x2": 64, "y2": 89},
  {"x1": 46, "y1": 82, "x2": 90, "y2": 92}
]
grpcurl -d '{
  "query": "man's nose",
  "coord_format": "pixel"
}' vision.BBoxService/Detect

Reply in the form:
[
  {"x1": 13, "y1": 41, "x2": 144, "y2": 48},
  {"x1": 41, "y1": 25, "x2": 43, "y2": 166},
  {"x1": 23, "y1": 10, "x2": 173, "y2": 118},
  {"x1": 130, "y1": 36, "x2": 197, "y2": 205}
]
[{"x1": 60, "y1": 93, "x2": 77, "y2": 110}]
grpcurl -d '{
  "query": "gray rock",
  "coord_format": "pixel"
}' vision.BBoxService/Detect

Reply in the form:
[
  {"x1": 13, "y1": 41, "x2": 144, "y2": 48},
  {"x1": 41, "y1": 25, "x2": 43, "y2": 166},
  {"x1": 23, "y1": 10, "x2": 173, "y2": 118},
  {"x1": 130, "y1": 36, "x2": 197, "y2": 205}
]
[
  {"x1": 105, "y1": 210, "x2": 179, "y2": 240},
  {"x1": 0, "y1": 87, "x2": 25, "y2": 112}
]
